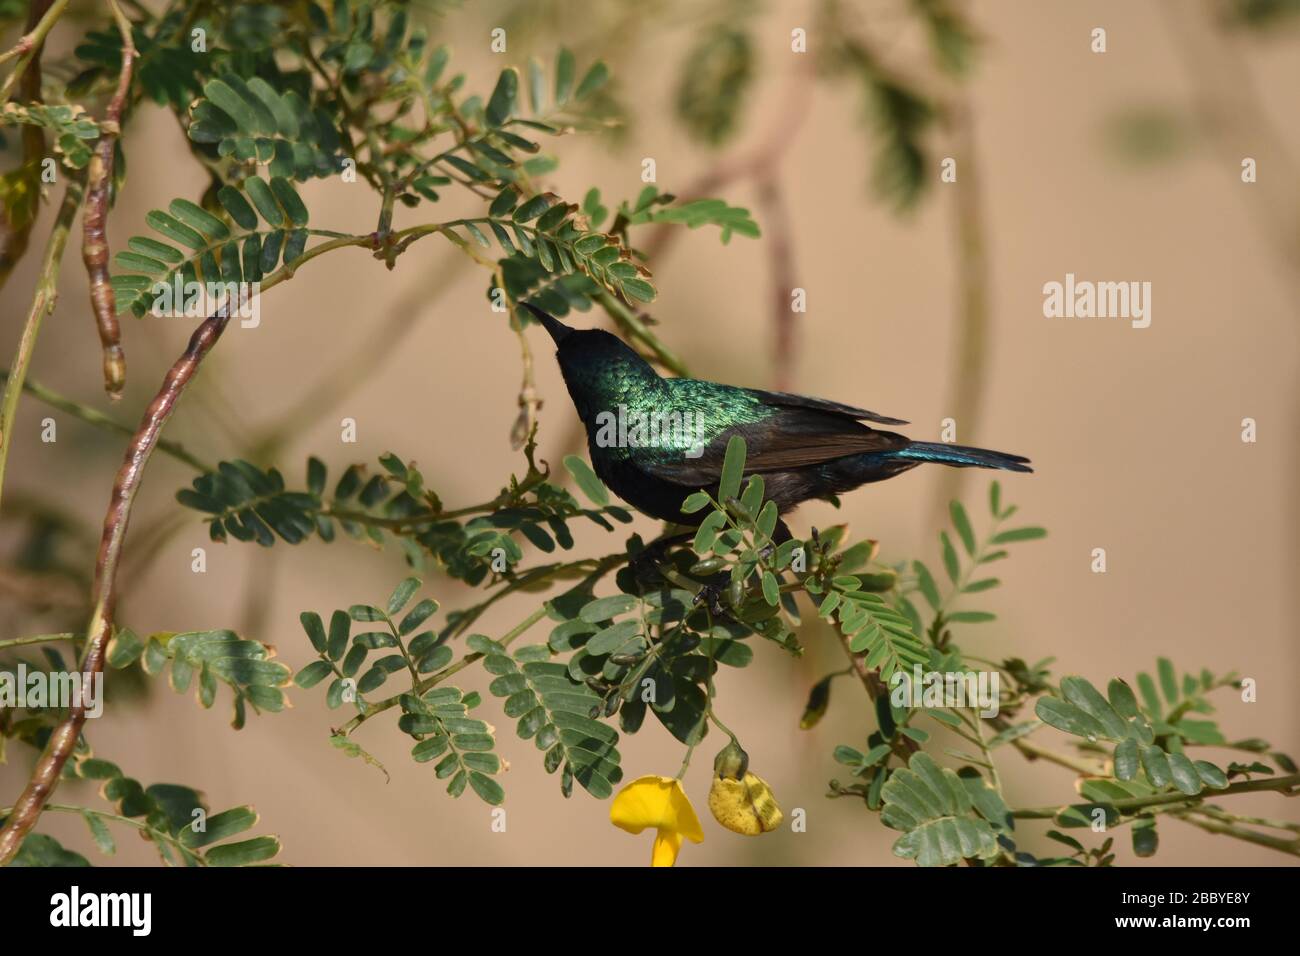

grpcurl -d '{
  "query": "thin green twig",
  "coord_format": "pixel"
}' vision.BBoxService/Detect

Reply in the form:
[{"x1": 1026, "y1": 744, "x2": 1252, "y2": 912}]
[{"x1": 0, "y1": 177, "x2": 84, "y2": 519}]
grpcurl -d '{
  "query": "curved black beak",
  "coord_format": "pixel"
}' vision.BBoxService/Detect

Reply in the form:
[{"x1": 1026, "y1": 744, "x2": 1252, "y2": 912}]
[{"x1": 519, "y1": 301, "x2": 574, "y2": 345}]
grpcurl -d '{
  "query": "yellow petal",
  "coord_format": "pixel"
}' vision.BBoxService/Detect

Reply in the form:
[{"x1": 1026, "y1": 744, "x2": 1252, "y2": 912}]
[
  {"x1": 709, "y1": 776, "x2": 762, "y2": 835},
  {"x1": 610, "y1": 775, "x2": 704, "y2": 840},
  {"x1": 610, "y1": 775, "x2": 671, "y2": 834},
  {"x1": 671, "y1": 784, "x2": 705, "y2": 844},
  {"x1": 743, "y1": 772, "x2": 784, "y2": 832},
  {"x1": 708, "y1": 772, "x2": 783, "y2": 835},
  {"x1": 651, "y1": 830, "x2": 682, "y2": 867}
]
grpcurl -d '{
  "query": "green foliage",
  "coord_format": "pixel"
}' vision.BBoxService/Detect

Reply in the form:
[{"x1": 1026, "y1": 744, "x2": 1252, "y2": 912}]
[
  {"x1": 176, "y1": 452, "x2": 634, "y2": 587},
  {"x1": 676, "y1": 20, "x2": 754, "y2": 146},
  {"x1": 478, "y1": 634, "x2": 623, "y2": 798},
  {"x1": 1134, "y1": 658, "x2": 1233, "y2": 737},
  {"x1": 6, "y1": 0, "x2": 1296, "y2": 872},
  {"x1": 72, "y1": 754, "x2": 280, "y2": 866},
  {"x1": 497, "y1": 257, "x2": 601, "y2": 318},
  {"x1": 1033, "y1": 656, "x2": 1297, "y2": 822},
  {"x1": 816, "y1": 580, "x2": 927, "y2": 683},
  {"x1": 913, "y1": 0, "x2": 980, "y2": 75},
  {"x1": 563, "y1": 455, "x2": 608, "y2": 506},
  {"x1": 465, "y1": 186, "x2": 658, "y2": 303},
  {"x1": 402, "y1": 684, "x2": 503, "y2": 805},
  {"x1": 817, "y1": 2, "x2": 978, "y2": 212},
  {"x1": 189, "y1": 74, "x2": 343, "y2": 180},
  {"x1": 106, "y1": 626, "x2": 291, "y2": 728},
  {"x1": 493, "y1": 184, "x2": 759, "y2": 315},
  {"x1": 9, "y1": 752, "x2": 280, "y2": 867},
  {"x1": 10, "y1": 832, "x2": 91, "y2": 867},
  {"x1": 1040, "y1": 831, "x2": 1117, "y2": 867},
  {"x1": 564, "y1": 584, "x2": 740, "y2": 746},
  {"x1": 1036, "y1": 676, "x2": 1229, "y2": 796},
  {"x1": 72, "y1": 18, "x2": 209, "y2": 108},
  {"x1": 1222, "y1": 0, "x2": 1300, "y2": 28},
  {"x1": 110, "y1": 175, "x2": 311, "y2": 317},
  {"x1": 0, "y1": 102, "x2": 99, "y2": 168},
  {"x1": 881, "y1": 754, "x2": 1001, "y2": 865},
  {"x1": 296, "y1": 578, "x2": 504, "y2": 804},
  {"x1": 897, "y1": 483, "x2": 1046, "y2": 642},
  {"x1": 617, "y1": 186, "x2": 760, "y2": 244},
  {"x1": 861, "y1": 73, "x2": 935, "y2": 212},
  {"x1": 178, "y1": 457, "x2": 325, "y2": 548},
  {"x1": 372, "y1": 42, "x2": 615, "y2": 202}
]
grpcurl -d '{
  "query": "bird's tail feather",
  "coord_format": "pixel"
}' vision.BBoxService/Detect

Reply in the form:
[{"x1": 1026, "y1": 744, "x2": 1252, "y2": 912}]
[{"x1": 892, "y1": 442, "x2": 1033, "y2": 473}]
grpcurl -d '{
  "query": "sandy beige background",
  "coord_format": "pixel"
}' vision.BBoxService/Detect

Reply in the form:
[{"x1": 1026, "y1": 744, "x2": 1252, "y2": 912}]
[{"x1": 2, "y1": 0, "x2": 1297, "y2": 866}]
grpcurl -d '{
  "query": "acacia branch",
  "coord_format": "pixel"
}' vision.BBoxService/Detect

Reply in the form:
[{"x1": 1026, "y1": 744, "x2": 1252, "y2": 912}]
[
  {"x1": 0, "y1": 233, "x2": 379, "y2": 865},
  {"x1": 500, "y1": 264, "x2": 542, "y2": 449},
  {"x1": 0, "y1": 305, "x2": 234, "y2": 865},
  {"x1": 81, "y1": 0, "x2": 136, "y2": 400},
  {"x1": 1007, "y1": 733, "x2": 1109, "y2": 777},
  {"x1": 0, "y1": 220, "x2": 541, "y2": 861},
  {"x1": 640, "y1": 61, "x2": 811, "y2": 390},
  {"x1": 1175, "y1": 809, "x2": 1300, "y2": 857},
  {"x1": 0, "y1": 371, "x2": 212, "y2": 471},
  {"x1": 0, "y1": 631, "x2": 76, "y2": 650},
  {"x1": 640, "y1": 60, "x2": 814, "y2": 266},
  {"x1": 1010, "y1": 772, "x2": 1300, "y2": 821},
  {"x1": 0, "y1": 802, "x2": 206, "y2": 864}
]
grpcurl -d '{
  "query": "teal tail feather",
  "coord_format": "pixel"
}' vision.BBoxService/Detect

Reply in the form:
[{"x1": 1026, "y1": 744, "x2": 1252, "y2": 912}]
[{"x1": 893, "y1": 442, "x2": 1033, "y2": 473}]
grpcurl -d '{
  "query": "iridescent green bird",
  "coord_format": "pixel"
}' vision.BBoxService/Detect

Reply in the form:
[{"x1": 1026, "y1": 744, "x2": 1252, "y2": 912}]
[{"x1": 524, "y1": 303, "x2": 1031, "y2": 540}]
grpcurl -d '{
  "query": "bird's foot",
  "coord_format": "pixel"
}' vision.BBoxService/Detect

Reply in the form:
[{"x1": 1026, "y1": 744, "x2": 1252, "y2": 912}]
[
  {"x1": 628, "y1": 531, "x2": 693, "y2": 586},
  {"x1": 755, "y1": 518, "x2": 791, "y2": 565},
  {"x1": 626, "y1": 548, "x2": 659, "y2": 586},
  {"x1": 693, "y1": 579, "x2": 729, "y2": 618},
  {"x1": 691, "y1": 568, "x2": 736, "y2": 619}
]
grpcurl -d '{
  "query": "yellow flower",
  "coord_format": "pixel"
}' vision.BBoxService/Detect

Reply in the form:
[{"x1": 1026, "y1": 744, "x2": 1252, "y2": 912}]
[
  {"x1": 609, "y1": 775, "x2": 704, "y2": 867},
  {"x1": 708, "y1": 771, "x2": 784, "y2": 835},
  {"x1": 707, "y1": 740, "x2": 783, "y2": 836}
]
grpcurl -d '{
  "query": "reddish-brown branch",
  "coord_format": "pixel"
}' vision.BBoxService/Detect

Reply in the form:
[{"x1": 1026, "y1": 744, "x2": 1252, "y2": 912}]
[
  {"x1": 639, "y1": 62, "x2": 812, "y2": 391},
  {"x1": 81, "y1": 2, "x2": 136, "y2": 400},
  {"x1": 641, "y1": 60, "x2": 814, "y2": 266},
  {"x1": 0, "y1": 232, "x2": 372, "y2": 863},
  {"x1": 0, "y1": 308, "x2": 232, "y2": 865}
]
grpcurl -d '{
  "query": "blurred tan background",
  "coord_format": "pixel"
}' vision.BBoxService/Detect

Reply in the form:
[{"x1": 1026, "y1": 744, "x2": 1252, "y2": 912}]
[{"x1": 2, "y1": 0, "x2": 1298, "y2": 865}]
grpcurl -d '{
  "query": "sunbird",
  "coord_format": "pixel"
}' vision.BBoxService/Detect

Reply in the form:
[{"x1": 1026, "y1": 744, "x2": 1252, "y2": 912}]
[{"x1": 524, "y1": 303, "x2": 1031, "y2": 542}]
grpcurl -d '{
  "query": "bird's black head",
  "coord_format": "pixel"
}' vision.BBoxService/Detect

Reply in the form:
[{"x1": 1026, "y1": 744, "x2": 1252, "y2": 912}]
[
  {"x1": 519, "y1": 302, "x2": 648, "y2": 370},
  {"x1": 519, "y1": 301, "x2": 660, "y2": 422},
  {"x1": 522, "y1": 302, "x2": 576, "y2": 346}
]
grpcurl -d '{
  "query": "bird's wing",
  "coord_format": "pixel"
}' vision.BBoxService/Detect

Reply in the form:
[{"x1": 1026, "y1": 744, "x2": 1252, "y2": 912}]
[
  {"x1": 637, "y1": 390, "x2": 907, "y2": 486},
  {"x1": 746, "y1": 388, "x2": 909, "y2": 426}
]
